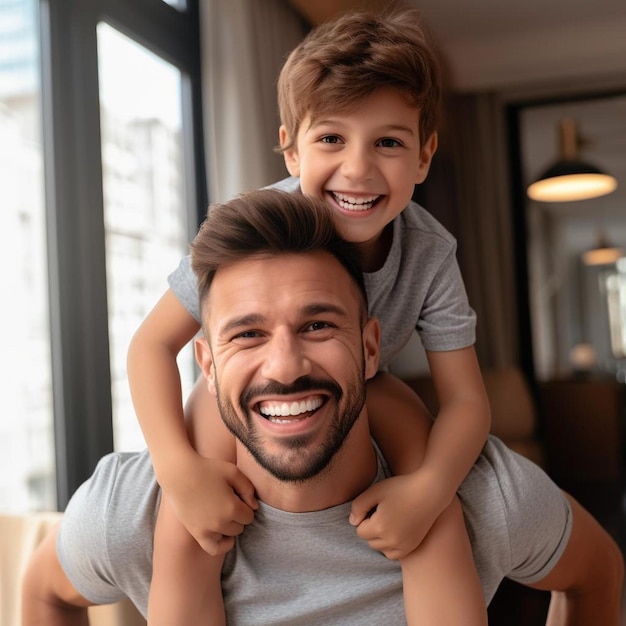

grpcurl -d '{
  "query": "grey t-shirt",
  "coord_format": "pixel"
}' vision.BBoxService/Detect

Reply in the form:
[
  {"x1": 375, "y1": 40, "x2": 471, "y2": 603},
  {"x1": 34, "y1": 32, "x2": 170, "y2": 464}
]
[
  {"x1": 169, "y1": 177, "x2": 476, "y2": 368},
  {"x1": 58, "y1": 436, "x2": 571, "y2": 624}
]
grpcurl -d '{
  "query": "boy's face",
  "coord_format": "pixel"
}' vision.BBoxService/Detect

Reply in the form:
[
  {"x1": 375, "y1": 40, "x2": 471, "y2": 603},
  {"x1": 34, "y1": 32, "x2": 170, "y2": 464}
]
[{"x1": 280, "y1": 87, "x2": 437, "y2": 267}]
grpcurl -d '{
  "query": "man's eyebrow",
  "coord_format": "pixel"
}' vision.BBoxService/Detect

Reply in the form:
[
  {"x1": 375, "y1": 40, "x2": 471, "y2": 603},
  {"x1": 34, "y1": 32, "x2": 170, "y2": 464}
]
[
  {"x1": 301, "y1": 303, "x2": 349, "y2": 317},
  {"x1": 220, "y1": 304, "x2": 348, "y2": 334},
  {"x1": 220, "y1": 313, "x2": 266, "y2": 335}
]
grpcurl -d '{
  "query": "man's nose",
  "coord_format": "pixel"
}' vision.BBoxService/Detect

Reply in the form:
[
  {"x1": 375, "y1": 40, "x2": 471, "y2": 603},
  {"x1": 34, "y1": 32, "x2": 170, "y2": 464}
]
[{"x1": 260, "y1": 331, "x2": 312, "y2": 383}]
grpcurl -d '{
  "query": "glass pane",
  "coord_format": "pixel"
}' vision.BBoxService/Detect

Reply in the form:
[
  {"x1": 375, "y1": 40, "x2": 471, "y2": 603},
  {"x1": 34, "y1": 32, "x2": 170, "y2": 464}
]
[
  {"x1": 97, "y1": 23, "x2": 196, "y2": 452},
  {"x1": 161, "y1": 0, "x2": 187, "y2": 9},
  {"x1": 0, "y1": 0, "x2": 56, "y2": 512}
]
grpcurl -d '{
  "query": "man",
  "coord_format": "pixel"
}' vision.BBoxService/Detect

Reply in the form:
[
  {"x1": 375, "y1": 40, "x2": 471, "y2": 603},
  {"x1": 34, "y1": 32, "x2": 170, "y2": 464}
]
[{"x1": 23, "y1": 190, "x2": 623, "y2": 625}]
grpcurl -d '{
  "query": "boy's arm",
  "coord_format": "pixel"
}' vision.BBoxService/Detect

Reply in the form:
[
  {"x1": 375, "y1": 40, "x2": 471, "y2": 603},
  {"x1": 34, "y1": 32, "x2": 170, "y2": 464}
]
[
  {"x1": 127, "y1": 289, "x2": 256, "y2": 553},
  {"x1": 351, "y1": 346, "x2": 490, "y2": 559},
  {"x1": 127, "y1": 289, "x2": 200, "y2": 478},
  {"x1": 530, "y1": 494, "x2": 624, "y2": 626},
  {"x1": 419, "y1": 344, "x2": 491, "y2": 515}
]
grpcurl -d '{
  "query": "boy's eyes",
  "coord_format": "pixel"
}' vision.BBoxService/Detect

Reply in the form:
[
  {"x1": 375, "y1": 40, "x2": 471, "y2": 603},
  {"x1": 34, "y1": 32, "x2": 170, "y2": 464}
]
[
  {"x1": 377, "y1": 137, "x2": 403, "y2": 148},
  {"x1": 317, "y1": 135, "x2": 403, "y2": 148},
  {"x1": 319, "y1": 135, "x2": 342, "y2": 144}
]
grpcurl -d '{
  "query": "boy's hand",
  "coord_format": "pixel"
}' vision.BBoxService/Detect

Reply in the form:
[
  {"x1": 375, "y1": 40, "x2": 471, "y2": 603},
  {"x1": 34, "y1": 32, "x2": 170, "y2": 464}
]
[
  {"x1": 166, "y1": 456, "x2": 258, "y2": 556},
  {"x1": 349, "y1": 470, "x2": 448, "y2": 560}
]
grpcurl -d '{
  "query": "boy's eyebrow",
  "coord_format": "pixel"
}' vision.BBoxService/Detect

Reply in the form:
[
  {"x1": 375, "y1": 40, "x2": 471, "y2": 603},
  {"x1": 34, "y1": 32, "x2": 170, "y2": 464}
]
[{"x1": 309, "y1": 119, "x2": 416, "y2": 136}]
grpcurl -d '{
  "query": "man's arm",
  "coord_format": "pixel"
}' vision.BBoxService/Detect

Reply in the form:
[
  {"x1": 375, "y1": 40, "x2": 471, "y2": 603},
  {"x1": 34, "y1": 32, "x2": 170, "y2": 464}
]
[
  {"x1": 528, "y1": 494, "x2": 624, "y2": 626},
  {"x1": 22, "y1": 524, "x2": 93, "y2": 626}
]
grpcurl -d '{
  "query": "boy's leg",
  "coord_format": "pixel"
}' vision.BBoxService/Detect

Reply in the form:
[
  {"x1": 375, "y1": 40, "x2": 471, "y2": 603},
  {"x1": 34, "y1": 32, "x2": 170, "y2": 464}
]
[
  {"x1": 400, "y1": 498, "x2": 487, "y2": 626},
  {"x1": 148, "y1": 494, "x2": 226, "y2": 626},
  {"x1": 185, "y1": 375, "x2": 236, "y2": 460}
]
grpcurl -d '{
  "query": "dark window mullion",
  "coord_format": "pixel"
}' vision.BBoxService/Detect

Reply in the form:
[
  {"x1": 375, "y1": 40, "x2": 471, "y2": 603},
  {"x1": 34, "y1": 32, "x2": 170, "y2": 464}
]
[{"x1": 40, "y1": 0, "x2": 113, "y2": 509}]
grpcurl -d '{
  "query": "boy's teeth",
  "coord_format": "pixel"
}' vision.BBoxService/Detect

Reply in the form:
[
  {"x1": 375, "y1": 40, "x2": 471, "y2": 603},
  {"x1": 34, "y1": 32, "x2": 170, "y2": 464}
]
[
  {"x1": 333, "y1": 192, "x2": 378, "y2": 211},
  {"x1": 259, "y1": 396, "x2": 323, "y2": 418}
]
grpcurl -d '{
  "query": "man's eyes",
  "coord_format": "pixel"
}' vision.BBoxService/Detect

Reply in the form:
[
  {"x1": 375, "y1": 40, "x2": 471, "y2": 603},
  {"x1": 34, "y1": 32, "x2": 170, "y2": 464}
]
[
  {"x1": 233, "y1": 330, "x2": 262, "y2": 340},
  {"x1": 304, "y1": 321, "x2": 334, "y2": 333}
]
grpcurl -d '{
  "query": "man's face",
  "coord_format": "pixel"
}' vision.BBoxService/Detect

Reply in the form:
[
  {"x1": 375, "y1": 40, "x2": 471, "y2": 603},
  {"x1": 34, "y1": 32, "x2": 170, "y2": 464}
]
[
  {"x1": 280, "y1": 87, "x2": 437, "y2": 266},
  {"x1": 195, "y1": 251, "x2": 379, "y2": 482}
]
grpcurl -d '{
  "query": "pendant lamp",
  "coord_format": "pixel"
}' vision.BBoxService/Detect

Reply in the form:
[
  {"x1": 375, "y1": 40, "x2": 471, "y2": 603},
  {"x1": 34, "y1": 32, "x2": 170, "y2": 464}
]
[
  {"x1": 527, "y1": 118, "x2": 617, "y2": 202},
  {"x1": 581, "y1": 231, "x2": 623, "y2": 266}
]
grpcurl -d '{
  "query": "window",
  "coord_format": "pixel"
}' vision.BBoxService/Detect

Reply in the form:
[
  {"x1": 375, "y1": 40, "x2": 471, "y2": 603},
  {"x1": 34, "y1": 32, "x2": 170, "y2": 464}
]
[
  {"x1": 0, "y1": 0, "x2": 55, "y2": 512},
  {"x1": 97, "y1": 23, "x2": 196, "y2": 451},
  {"x1": 0, "y1": 0, "x2": 204, "y2": 511}
]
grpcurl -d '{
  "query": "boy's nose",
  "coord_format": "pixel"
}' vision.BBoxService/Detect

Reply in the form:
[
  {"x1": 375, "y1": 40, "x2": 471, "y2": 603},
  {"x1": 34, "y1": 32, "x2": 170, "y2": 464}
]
[
  {"x1": 341, "y1": 146, "x2": 375, "y2": 181},
  {"x1": 260, "y1": 332, "x2": 312, "y2": 384}
]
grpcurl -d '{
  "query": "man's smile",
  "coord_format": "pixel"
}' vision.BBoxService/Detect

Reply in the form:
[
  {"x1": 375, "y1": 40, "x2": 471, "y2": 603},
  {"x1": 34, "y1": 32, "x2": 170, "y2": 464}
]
[{"x1": 258, "y1": 395, "x2": 325, "y2": 423}]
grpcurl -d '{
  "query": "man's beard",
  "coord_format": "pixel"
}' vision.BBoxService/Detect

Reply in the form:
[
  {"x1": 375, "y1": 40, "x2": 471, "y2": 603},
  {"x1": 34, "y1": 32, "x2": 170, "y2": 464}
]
[{"x1": 214, "y1": 372, "x2": 366, "y2": 482}]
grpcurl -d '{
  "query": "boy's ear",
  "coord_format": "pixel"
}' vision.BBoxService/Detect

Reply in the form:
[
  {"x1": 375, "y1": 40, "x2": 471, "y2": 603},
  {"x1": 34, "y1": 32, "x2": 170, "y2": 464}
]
[
  {"x1": 279, "y1": 125, "x2": 301, "y2": 177},
  {"x1": 194, "y1": 337, "x2": 217, "y2": 396},
  {"x1": 362, "y1": 317, "x2": 381, "y2": 381},
  {"x1": 414, "y1": 131, "x2": 438, "y2": 184}
]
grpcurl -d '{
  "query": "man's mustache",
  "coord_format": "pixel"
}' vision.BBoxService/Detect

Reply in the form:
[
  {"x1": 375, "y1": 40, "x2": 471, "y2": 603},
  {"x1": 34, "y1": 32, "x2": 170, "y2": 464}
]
[{"x1": 240, "y1": 376, "x2": 342, "y2": 408}]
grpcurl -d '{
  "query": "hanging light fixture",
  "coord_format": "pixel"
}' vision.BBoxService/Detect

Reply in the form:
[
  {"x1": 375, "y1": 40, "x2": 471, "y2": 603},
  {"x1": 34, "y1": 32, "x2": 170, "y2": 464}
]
[
  {"x1": 527, "y1": 118, "x2": 618, "y2": 202},
  {"x1": 581, "y1": 230, "x2": 623, "y2": 266}
]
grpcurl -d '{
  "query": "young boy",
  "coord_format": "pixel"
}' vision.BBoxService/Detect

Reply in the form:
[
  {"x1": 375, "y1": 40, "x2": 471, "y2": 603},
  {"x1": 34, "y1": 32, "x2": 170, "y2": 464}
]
[{"x1": 127, "y1": 8, "x2": 491, "y2": 623}]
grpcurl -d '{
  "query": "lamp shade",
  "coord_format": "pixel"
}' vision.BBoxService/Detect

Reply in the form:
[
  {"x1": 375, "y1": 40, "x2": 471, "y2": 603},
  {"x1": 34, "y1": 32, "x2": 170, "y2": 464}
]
[
  {"x1": 527, "y1": 118, "x2": 618, "y2": 203},
  {"x1": 581, "y1": 231, "x2": 623, "y2": 266}
]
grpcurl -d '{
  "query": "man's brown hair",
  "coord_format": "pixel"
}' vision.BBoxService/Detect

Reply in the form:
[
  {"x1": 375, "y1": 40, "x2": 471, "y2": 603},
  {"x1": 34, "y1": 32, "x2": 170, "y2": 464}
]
[
  {"x1": 277, "y1": 8, "x2": 442, "y2": 152},
  {"x1": 190, "y1": 189, "x2": 367, "y2": 317}
]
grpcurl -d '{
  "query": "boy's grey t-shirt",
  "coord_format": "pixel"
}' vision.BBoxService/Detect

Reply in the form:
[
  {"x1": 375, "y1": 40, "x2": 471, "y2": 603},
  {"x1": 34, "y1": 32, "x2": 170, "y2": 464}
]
[
  {"x1": 169, "y1": 177, "x2": 476, "y2": 368},
  {"x1": 57, "y1": 436, "x2": 572, "y2": 624}
]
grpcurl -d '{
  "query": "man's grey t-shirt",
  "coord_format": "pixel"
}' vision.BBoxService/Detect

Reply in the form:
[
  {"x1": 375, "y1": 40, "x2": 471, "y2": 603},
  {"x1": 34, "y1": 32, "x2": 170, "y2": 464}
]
[
  {"x1": 58, "y1": 436, "x2": 572, "y2": 624},
  {"x1": 169, "y1": 177, "x2": 476, "y2": 368}
]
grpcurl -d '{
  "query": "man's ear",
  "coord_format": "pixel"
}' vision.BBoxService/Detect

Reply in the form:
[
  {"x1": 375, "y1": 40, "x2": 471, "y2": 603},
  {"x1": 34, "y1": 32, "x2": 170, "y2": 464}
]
[
  {"x1": 362, "y1": 317, "x2": 381, "y2": 381},
  {"x1": 414, "y1": 131, "x2": 438, "y2": 184},
  {"x1": 194, "y1": 337, "x2": 217, "y2": 396},
  {"x1": 279, "y1": 125, "x2": 301, "y2": 178}
]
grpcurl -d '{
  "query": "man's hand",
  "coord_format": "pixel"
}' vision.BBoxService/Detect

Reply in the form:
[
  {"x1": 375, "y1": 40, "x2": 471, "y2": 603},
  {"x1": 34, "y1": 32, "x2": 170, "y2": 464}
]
[
  {"x1": 349, "y1": 470, "x2": 448, "y2": 560},
  {"x1": 164, "y1": 455, "x2": 258, "y2": 555}
]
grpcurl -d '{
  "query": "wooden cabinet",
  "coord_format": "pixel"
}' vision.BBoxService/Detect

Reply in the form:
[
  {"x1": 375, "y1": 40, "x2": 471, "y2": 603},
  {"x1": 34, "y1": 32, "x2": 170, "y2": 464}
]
[{"x1": 538, "y1": 377, "x2": 624, "y2": 538}]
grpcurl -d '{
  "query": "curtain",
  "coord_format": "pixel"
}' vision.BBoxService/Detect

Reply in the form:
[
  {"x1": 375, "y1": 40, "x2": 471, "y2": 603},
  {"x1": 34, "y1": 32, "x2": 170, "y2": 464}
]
[
  {"x1": 438, "y1": 93, "x2": 519, "y2": 369},
  {"x1": 199, "y1": 0, "x2": 307, "y2": 204}
]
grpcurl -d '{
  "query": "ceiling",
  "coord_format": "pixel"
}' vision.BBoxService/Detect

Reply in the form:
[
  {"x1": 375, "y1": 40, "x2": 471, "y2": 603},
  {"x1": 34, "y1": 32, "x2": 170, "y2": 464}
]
[{"x1": 288, "y1": 0, "x2": 626, "y2": 92}]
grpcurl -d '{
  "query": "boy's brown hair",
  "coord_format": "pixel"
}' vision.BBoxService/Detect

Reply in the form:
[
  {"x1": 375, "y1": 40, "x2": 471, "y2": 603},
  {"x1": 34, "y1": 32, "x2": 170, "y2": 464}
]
[{"x1": 277, "y1": 8, "x2": 442, "y2": 152}]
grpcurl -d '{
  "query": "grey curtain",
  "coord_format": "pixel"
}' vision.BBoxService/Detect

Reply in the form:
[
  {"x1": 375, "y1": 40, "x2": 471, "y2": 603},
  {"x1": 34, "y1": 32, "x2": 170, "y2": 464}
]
[
  {"x1": 433, "y1": 93, "x2": 520, "y2": 368},
  {"x1": 200, "y1": 0, "x2": 306, "y2": 203}
]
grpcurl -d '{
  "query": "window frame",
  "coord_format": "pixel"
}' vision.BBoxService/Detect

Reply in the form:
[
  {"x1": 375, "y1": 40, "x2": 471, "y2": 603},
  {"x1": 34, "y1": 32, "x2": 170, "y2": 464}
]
[{"x1": 38, "y1": 0, "x2": 205, "y2": 508}]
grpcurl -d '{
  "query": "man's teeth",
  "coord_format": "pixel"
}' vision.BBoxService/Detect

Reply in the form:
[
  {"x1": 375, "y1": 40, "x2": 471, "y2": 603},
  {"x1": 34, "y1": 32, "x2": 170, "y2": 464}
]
[
  {"x1": 259, "y1": 397, "x2": 323, "y2": 421},
  {"x1": 333, "y1": 192, "x2": 379, "y2": 211}
]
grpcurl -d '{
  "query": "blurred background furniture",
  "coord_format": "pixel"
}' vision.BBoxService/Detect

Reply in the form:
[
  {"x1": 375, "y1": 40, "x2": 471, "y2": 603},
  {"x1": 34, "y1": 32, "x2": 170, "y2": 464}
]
[
  {"x1": 403, "y1": 365, "x2": 624, "y2": 626},
  {"x1": 1, "y1": 512, "x2": 145, "y2": 626}
]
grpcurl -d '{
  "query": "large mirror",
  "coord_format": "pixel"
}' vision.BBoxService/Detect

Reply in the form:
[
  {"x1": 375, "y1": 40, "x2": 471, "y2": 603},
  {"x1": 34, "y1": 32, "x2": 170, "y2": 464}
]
[{"x1": 519, "y1": 92, "x2": 626, "y2": 382}]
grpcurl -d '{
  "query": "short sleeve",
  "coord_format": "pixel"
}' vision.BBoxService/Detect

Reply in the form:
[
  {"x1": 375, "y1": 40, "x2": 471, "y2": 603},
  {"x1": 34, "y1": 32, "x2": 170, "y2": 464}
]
[
  {"x1": 57, "y1": 451, "x2": 158, "y2": 616},
  {"x1": 168, "y1": 255, "x2": 201, "y2": 323},
  {"x1": 57, "y1": 455, "x2": 130, "y2": 605}
]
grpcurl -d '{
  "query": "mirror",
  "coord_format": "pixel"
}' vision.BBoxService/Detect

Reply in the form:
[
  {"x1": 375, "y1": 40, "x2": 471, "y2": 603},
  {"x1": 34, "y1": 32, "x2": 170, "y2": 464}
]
[{"x1": 519, "y1": 92, "x2": 626, "y2": 381}]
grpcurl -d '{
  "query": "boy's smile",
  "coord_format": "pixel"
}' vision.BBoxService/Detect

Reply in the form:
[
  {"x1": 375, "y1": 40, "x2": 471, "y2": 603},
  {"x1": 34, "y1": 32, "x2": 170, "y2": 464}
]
[{"x1": 281, "y1": 87, "x2": 437, "y2": 271}]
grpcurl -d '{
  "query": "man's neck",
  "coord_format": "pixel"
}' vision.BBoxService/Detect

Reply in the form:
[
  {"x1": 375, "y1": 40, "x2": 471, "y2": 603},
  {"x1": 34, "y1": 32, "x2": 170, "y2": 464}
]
[{"x1": 236, "y1": 417, "x2": 377, "y2": 513}]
